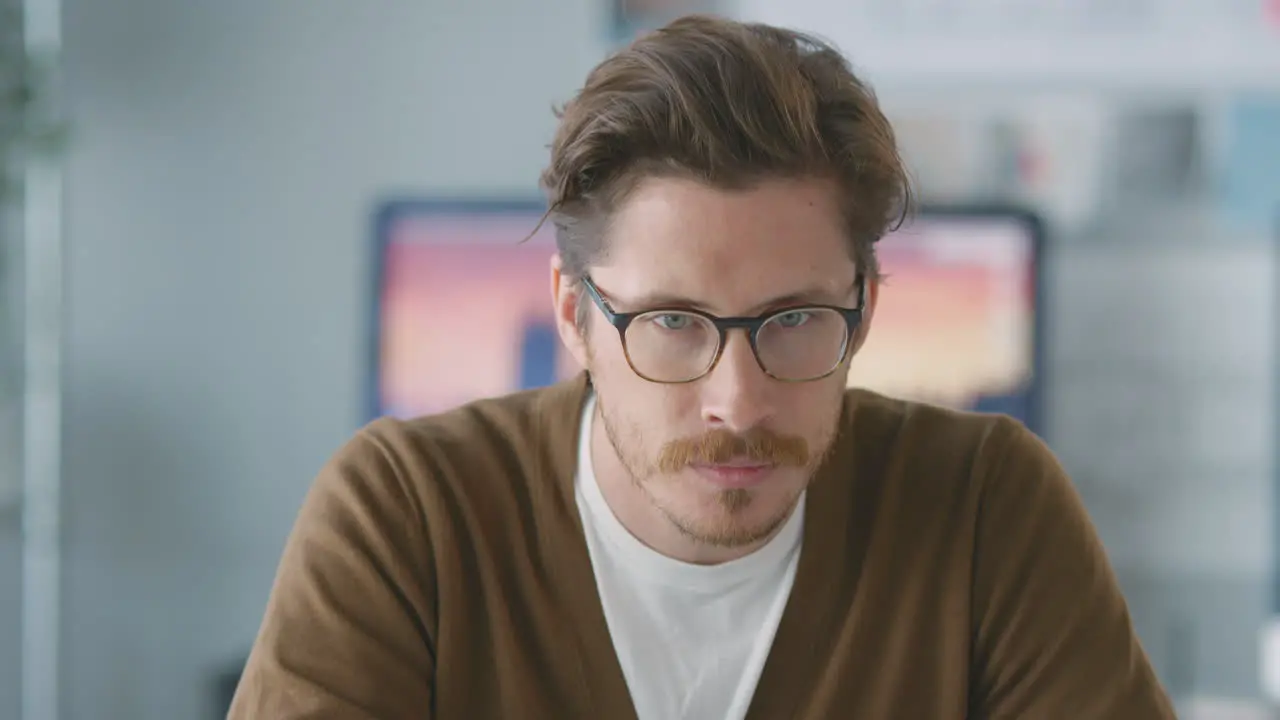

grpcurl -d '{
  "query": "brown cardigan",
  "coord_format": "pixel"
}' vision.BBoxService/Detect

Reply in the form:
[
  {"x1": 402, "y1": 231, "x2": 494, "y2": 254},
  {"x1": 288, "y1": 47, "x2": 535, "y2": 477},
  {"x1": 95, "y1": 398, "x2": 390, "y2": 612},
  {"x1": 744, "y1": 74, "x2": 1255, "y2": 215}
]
[{"x1": 229, "y1": 373, "x2": 1174, "y2": 718}]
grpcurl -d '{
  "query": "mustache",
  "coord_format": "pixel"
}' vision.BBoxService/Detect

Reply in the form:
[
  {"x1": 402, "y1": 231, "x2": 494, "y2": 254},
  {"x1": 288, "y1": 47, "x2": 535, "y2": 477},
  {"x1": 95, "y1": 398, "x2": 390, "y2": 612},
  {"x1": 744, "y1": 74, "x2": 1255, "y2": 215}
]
[{"x1": 656, "y1": 428, "x2": 809, "y2": 474}]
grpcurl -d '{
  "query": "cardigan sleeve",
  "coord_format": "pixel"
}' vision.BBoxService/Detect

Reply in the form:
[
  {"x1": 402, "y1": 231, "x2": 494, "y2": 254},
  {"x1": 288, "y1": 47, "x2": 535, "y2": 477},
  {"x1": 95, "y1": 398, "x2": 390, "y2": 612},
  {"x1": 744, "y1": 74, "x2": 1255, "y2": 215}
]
[
  {"x1": 229, "y1": 424, "x2": 436, "y2": 719},
  {"x1": 967, "y1": 418, "x2": 1176, "y2": 719}
]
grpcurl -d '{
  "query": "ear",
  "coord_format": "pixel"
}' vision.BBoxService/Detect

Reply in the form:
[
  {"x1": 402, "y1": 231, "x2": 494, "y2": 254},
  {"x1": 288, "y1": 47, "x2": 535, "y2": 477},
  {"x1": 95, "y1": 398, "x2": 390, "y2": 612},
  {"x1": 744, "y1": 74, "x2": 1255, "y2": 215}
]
[
  {"x1": 846, "y1": 276, "x2": 880, "y2": 358},
  {"x1": 550, "y1": 253, "x2": 590, "y2": 370}
]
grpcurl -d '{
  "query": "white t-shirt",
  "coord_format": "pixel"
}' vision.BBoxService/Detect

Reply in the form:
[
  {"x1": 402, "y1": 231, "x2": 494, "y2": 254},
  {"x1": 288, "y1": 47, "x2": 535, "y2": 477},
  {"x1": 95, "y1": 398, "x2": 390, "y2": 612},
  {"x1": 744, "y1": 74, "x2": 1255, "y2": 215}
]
[{"x1": 575, "y1": 393, "x2": 804, "y2": 720}]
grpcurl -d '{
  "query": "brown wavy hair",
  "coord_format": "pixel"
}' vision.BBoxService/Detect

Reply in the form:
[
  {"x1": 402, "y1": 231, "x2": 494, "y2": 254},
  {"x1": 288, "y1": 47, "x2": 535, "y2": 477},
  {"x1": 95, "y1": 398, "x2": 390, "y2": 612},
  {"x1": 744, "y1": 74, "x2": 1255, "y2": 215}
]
[{"x1": 539, "y1": 14, "x2": 912, "y2": 291}]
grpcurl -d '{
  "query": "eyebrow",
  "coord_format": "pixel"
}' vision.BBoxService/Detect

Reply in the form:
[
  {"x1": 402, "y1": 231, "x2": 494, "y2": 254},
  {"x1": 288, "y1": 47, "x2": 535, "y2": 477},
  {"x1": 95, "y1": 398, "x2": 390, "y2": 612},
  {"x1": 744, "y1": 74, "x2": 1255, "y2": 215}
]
[{"x1": 616, "y1": 279, "x2": 860, "y2": 316}]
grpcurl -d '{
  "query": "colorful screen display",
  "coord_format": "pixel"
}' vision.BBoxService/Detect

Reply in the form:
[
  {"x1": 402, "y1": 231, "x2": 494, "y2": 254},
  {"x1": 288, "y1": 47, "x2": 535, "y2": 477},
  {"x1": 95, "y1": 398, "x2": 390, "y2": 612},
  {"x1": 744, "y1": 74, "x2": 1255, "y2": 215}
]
[{"x1": 371, "y1": 201, "x2": 1042, "y2": 430}]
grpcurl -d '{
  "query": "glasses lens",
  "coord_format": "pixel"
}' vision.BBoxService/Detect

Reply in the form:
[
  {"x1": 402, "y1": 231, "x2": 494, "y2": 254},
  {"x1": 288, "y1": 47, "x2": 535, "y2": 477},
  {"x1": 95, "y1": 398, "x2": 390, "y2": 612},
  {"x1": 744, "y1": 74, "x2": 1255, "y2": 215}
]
[
  {"x1": 756, "y1": 308, "x2": 850, "y2": 381},
  {"x1": 624, "y1": 311, "x2": 719, "y2": 382}
]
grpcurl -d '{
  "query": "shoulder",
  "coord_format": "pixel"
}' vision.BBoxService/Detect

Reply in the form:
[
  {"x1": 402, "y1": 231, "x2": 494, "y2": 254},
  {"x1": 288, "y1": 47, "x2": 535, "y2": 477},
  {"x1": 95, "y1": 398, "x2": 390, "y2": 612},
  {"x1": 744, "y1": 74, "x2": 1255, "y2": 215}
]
[
  {"x1": 839, "y1": 388, "x2": 1069, "y2": 551},
  {"x1": 843, "y1": 387, "x2": 1043, "y2": 488},
  {"x1": 843, "y1": 389, "x2": 1095, "y2": 574},
  {"x1": 357, "y1": 387, "x2": 552, "y2": 466},
  {"x1": 323, "y1": 384, "x2": 579, "y2": 548},
  {"x1": 343, "y1": 385, "x2": 564, "y2": 499}
]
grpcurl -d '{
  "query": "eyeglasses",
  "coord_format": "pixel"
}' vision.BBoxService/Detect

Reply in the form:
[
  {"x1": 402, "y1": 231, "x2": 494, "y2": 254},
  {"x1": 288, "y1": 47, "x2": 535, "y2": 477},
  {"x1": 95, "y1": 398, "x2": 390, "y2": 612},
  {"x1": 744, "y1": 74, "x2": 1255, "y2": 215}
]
[{"x1": 579, "y1": 275, "x2": 867, "y2": 384}]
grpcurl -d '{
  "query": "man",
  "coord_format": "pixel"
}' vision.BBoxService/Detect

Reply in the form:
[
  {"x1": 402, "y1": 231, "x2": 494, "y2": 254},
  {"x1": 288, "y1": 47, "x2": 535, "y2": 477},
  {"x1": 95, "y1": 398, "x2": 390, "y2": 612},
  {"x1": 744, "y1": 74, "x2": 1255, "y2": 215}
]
[{"x1": 230, "y1": 14, "x2": 1175, "y2": 719}]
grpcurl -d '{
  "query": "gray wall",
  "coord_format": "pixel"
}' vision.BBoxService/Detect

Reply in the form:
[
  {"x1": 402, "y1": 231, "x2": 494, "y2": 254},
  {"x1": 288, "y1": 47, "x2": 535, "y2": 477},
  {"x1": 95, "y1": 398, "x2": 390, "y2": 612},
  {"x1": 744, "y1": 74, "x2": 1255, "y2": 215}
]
[
  {"x1": 1047, "y1": 226, "x2": 1276, "y2": 698},
  {"x1": 0, "y1": 0, "x2": 1271, "y2": 718},
  {"x1": 1, "y1": 506, "x2": 19, "y2": 720},
  {"x1": 50, "y1": 2, "x2": 601, "y2": 718},
  {"x1": 2, "y1": 0, "x2": 25, "y2": 714}
]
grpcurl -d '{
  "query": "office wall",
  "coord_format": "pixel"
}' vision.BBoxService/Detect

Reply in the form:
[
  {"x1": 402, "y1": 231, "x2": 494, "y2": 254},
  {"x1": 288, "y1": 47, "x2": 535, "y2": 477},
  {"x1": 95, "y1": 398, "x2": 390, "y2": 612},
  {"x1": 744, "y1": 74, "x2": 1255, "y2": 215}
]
[
  {"x1": 1, "y1": 0, "x2": 25, "y2": 715},
  {"x1": 0, "y1": 0, "x2": 1266, "y2": 718},
  {"x1": 0, "y1": 508, "x2": 18, "y2": 720},
  {"x1": 54, "y1": 1, "x2": 602, "y2": 718},
  {"x1": 1049, "y1": 219, "x2": 1276, "y2": 698}
]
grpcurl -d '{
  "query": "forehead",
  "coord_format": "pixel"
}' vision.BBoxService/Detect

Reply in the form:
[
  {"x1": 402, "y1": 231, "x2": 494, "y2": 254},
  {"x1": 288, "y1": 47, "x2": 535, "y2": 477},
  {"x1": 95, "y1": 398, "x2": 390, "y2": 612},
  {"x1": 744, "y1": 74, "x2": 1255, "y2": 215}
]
[{"x1": 592, "y1": 176, "x2": 858, "y2": 309}]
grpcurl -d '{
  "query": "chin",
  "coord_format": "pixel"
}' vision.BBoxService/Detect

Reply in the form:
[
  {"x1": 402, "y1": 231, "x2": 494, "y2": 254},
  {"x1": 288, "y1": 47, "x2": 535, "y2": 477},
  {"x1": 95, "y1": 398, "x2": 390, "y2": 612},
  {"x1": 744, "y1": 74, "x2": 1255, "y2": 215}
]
[
  {"x1": 662, "y1": 484, "x2": 800, "y2": 549},
  {"x1": 672, "y1": 508, "x2": 790, "y2": 549}
]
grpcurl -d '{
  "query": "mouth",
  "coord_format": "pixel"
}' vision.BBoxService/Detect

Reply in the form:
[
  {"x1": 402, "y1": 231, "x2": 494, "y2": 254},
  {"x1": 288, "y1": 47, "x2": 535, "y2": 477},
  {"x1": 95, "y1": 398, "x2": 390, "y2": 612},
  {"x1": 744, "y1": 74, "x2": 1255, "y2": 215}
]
[{"x1": 690, "y1": 461, "x2": 775, "y2": 490}]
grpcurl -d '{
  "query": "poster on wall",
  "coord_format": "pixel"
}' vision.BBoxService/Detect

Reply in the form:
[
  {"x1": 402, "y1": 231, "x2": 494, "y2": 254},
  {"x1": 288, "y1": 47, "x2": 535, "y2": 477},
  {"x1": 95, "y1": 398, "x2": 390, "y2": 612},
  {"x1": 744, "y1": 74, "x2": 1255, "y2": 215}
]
[{"x1": 370, "y1": 200, "x2": 1044, "y2": 432}]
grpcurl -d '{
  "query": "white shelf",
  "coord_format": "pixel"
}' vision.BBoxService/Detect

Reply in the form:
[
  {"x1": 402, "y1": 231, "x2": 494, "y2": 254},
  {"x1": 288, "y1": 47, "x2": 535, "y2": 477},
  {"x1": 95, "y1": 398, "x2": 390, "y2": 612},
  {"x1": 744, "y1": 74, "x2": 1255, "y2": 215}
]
[{"x1": 733, "y1": 0, "x2": 1280, "y2": 91}]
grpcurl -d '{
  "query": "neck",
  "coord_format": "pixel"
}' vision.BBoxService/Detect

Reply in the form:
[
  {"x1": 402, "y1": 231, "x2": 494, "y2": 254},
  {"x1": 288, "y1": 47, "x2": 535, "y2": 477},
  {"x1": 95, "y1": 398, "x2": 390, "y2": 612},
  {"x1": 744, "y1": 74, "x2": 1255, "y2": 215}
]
[{"x1": 589, "y1": 403, "x2": 788, "y2": 565}]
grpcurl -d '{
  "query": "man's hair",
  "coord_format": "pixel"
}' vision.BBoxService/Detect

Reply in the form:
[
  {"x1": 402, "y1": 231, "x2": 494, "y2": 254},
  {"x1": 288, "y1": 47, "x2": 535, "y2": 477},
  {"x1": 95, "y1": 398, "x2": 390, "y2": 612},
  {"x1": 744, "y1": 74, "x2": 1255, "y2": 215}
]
[{"x1": 540, "y1": 14, "x2": 912, "y2": 286}]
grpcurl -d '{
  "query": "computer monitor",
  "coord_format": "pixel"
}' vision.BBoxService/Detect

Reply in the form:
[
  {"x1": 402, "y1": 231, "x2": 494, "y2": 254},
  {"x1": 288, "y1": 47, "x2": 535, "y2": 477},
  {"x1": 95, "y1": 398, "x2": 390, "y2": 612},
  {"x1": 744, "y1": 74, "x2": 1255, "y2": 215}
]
[{"x1": 370, "y1": 199, "x2": 1045, "y2": 433}]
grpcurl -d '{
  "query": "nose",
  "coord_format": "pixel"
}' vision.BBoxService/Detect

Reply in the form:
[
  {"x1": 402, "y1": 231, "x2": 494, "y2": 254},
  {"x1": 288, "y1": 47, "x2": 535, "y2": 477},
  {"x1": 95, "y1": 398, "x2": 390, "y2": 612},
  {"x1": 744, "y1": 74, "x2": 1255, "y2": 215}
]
[{"x1": 699, "y1": 329, "x2": 775, "y2": 432}]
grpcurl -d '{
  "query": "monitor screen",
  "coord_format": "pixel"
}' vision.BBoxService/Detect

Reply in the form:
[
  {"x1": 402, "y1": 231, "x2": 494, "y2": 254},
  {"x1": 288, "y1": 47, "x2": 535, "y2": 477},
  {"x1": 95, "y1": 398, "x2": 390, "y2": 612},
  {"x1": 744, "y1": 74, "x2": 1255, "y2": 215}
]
[{"x1": 371, "y1": 200, "x2": 1044, "y2": 431}]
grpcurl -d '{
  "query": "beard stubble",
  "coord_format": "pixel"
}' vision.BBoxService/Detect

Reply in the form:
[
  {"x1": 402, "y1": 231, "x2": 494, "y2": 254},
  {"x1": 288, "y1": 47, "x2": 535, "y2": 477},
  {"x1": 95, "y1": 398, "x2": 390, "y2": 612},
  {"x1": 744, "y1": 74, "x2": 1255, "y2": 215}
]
[{"x1": 596, "y1": 394, "x2": 840, "y2": 549}]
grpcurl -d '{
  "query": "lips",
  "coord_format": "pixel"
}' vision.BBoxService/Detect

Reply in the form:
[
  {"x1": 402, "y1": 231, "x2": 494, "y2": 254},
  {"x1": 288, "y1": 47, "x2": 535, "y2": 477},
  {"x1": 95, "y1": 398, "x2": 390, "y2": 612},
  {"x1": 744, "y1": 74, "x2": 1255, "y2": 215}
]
[
  {"x1": 710, "y1": 458, "x2": 770, "y2": 469},
  {"x1": 691, "y1": 461, "x2": 774, "y2": 489}
]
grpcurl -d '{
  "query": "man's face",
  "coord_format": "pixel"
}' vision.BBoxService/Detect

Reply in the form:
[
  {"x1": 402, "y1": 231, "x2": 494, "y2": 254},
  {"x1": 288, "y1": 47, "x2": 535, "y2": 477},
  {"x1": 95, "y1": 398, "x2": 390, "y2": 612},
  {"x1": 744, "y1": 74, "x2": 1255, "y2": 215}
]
[{"x1": 555, "y1": 176, "x2": 873, "y2": 552}]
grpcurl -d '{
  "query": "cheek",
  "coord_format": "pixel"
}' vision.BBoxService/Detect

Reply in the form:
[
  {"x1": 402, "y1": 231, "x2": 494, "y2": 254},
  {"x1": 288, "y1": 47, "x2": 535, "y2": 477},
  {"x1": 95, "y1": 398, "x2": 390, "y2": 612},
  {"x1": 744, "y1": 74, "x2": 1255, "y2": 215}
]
[
  {"x1": 588, "y1": 335, "x2": 663, "y2": 425},
  {"x1": 585, "y1": 330, "x2": 635, "y2": 387},
  {"x1": 585, "y1": 313, "x2": 629, "y2": 363},
  {"x1": 786, "y1": 380, "x2": 846, "y2": 435},
  {"x1": 595, "y1": 370, "x2": 699, "y2": 443}
]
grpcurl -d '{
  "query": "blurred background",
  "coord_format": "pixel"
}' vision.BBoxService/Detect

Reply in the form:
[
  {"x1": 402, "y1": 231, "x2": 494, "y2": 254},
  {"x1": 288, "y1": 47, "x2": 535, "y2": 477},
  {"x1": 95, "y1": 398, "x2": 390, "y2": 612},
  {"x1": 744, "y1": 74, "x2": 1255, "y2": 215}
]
[{"x1": 1, "y1": 0, "x2": 1279, "y2": 718}]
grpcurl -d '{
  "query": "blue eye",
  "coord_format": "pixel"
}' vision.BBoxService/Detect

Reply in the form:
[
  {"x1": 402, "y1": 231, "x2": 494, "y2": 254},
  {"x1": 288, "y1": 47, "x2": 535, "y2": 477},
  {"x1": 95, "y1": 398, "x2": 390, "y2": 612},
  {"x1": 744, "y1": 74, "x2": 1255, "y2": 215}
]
[
  {"x1": 654, "y1": 314, "x2": 693, "y2": 330},
  {"x1": 774, "y1": 311, "x2": 810, "y2": 328}
]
